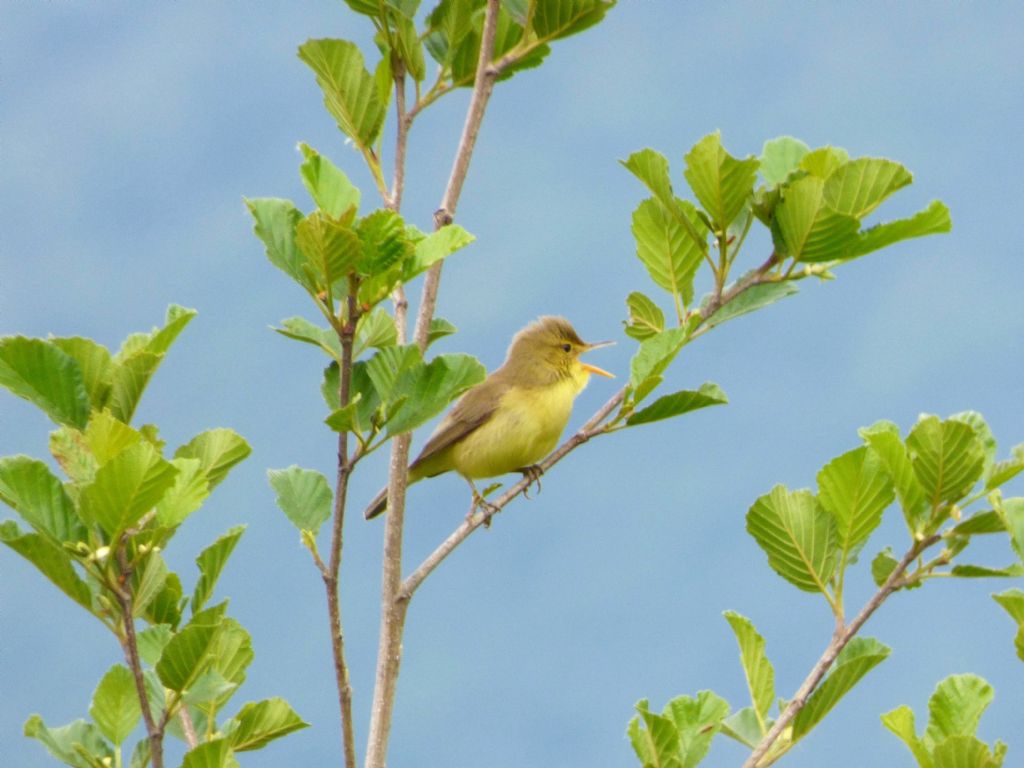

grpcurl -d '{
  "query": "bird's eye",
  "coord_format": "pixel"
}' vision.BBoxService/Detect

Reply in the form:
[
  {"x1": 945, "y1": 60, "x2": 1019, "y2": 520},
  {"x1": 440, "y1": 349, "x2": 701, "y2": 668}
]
[{"x1": 561, "y1": 343, "x2": 572, "y2": 353}]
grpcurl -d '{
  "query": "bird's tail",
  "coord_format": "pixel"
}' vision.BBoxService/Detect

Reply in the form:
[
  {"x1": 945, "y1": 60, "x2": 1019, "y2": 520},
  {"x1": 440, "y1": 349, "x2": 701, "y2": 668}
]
[{"x1": 364, "y1": 486, "x2": 389, "y2": 520}]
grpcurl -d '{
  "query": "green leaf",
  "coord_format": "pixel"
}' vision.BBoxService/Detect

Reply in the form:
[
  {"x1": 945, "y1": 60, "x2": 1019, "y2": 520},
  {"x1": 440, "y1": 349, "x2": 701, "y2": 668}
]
[
  {"x1": 932, "y1": 735, "x2": 1001, "y2": 768},
  {"x1": 245, "y1": 198, "x2": 312, "y2": 292},
  {"x1": 274, "y1": 316, "x2": 342, "y2": 360},
  {"x1": 84, "y1": 409, "x2": 142, "y2": 466},
  {"x1": 50, "y1": 425, "x2": 98, "y2": 484},
  {"x1": 174, "y1": 429, "x2": 251, "y2": 491},
  {"x1": 325, "y1": 397, "x2": 364, "y2": 434},
  {"x1": 79, "y1": 441, "x2": 178, "y2": 538},
  {"x1": 183, "y1": 669, "x2": 237, "y2": 707},
  {"x1": 294, "y1": 210, "x2": 362, "y2": 290},
  {"x1": 860, "y1": 420, "x2": 929, "y2": 532},
  {"x1": 392, "y1": 13, "x2": 426, "y2": 82},
  {"x1": 871, "y1": 547, "x2": 900, "y2": 587},
  {"x1": 267, "y1": 466, "x2": 332, "y2": 535},
  {"x1": 354, "y1": 308, "x2": 398, "y2": 358},
  {"x1": 702, "y1": 280, "x2": 799, "y2": 330},
  {"x1": 213, "y1": 618, "x2": 255, "y2": 688},
  {"x1": 823, "y1": 158, "x2": 912, "y2": 218},
  {"x1": 992, "y1": 588, "x2": 1024, "y2": 661},
  {"x1": 129, "y1": 736, "x2": 152, "y2": 768},
  {"x1": 532, "y1": 0, "x2": 611, "y2": 42},
  {"x1": 683, "y1": 132, "x2": 759, "y2": 231},
  {"x1": 298, "y1": 143, "x2": 361, "y2": 218},
  {"x1": 626, "y1": 382, "x2": 727, "y2": 427},
  {"x1": 881, "y1": 705, "x2": 934, "y2": 768},
  {"x1": 723, "y1": 611, "x2": 774, "y2": 729},
  {"x1": 663, "y1": 691, "x2": 730, "y2": 768},
  {"x1": 113, "y1": 305, "x2": 196, "y2": 362},
  {"x1": 108, "y1": 351, "x2": 162, "y2": 424},
  {"x1": 156, "y1": 618, "x2": 222, "y2": 693},
  {"x1": 90, "y1": 664, "x2": 141, "y2": 746},
  {"x1": 622, "y1": 149, "x2": 708, "y2": 256},
  {"x1": 720, "y1": 707, "x2": 765, "y2": 749},
  {"x1": 632, "y1": 197, "x2": 707, "y2": 305},
  {"x1": 759, "y1": 136, "x2": 810, "y2": 187},
  {"x1": 925, "y1": 674, "x2": 993, "y2": 747},
  {"x1": 298, "y1": 39, "x2": 387, "y2": 150},
  {"x1": 624, "y1": 291, "x2": 665, "y2": 341},
  {"x1": 986, "y1": 444, "x2": 1024, "y2": 491},
  {"x1": 424, "y1": 0, "x2": 482, "y2": 67},
  {"x1": 225, "y1": 698, "x2": 308, "y2": 751},
  {"x1": 0, "y1": 455, "x2": 83, "y2": 542},
  {"x1": 137, "y1": 624, "x2": 174, "y2": 666},
  {"x1": 746, "y1": 485, "x2": 837, "y2": 594},
  {"x1": 847, "y1": 200, "x2": 952, "y2": 261},
  {"x1": 155, "y1": 457, "x2": 210, "y2": 527},
  {"x1": 0, "y1": 337, "x2": 89, "y2": 427},
  {"x1": 952, "y1": 511, "x2": 1005, "y2": 536},
  {"x1": 427, "y1": 317, "x2": 458, "y2": 347},
  {"x1": 906, "y1": 416, "x2": 985, "y2": 507},
  {"x1": 817, "y1": 446, "x2": 894, "y2": 559},
  {"x1": 628, "y1": 700, "x2": 682, "y2": 768},
  {"x1": 628, "y1": 327, "x2": 688, "y2": 395},
  {"x1": 24, "y1": 715, "x2": 114, "y2": 768},
  {"x1": 994, "y1": 496, "x2": 1024, "y2": 563},
  {"x1": 144, "y1": 571, "x2": 185, "y2": 629},
  {"x1": 182, "y1": 739, "x2": 234, "y2": 768},
  {"x1": 385, "y1": 353, "x2": 486, "y2": 435},
  {"x1": 799, "y1": 146, "x2": 849, "y2": 178},
  {"x1": 50, "y1": 336, "x2": 114, "y2": 411},
  {"x1": 793, "y1": 636, "x2": 891, "y2": 739},
  {"x1": 775, "y1": 175, "x2": 860, "y2": 262},
  {"x1": 949, "y1": 563, "x2": 1024, "y2": 578},
  {"x1": 193, "y1": 525, "x2": 246, "y2": 615},
  {"x1": 0, "y1": 520, "x2": 94, "y2": 611},
  {"x1": 404, "y1": 224, "x2": 475, "y2": 279},
  {"x1": 133, "y1": 552, "x2": 170, "y2": 617}
]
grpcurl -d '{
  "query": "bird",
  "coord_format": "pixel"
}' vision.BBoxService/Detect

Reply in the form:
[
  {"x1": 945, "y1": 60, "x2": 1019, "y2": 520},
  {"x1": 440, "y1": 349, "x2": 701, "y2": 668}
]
[{"x1": 364, "y1": 316, "x2": 614, "y2": 519}]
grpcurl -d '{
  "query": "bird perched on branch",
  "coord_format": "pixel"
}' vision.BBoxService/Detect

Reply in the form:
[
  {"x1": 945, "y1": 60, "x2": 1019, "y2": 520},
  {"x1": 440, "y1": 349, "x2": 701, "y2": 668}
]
[{"x1": 364, "y1": 316, "x2": 614, "y2": 519}]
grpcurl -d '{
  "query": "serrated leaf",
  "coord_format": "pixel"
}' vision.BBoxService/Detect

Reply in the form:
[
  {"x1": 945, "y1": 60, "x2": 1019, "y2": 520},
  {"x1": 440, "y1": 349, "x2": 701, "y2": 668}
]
[
  {"x1": 952, "y1": 511, "x2": 1004, "y2": 536},
  {"x1": 860, "y1": 420, "x2": 929, "y2": 533},
  {"x1": 274, "y1": 316, "x2": 342, "y2": 360},
  {"x1": 392, "y1": 13, "x2": 426, "y2": 82},
  {"x1": 663, "y1": 691, "x2": 730, "y2": 768},
  {"x1": 720, "y1": 707, "x2": 766, "y2": 749},
  {"x1": 298, "y1": 143, "x2": 361, "y2": 218},
  {"x1": 626, "y1": 382, "x2": 727, "y2": 426},
  {"x1": 138, "y1": 624, "x2": 174, "y2": 666},
  {"x1": 174, "y1": 429, "x2": 251, "y2": 491},
  {"x1": 90, "y1": 664, "x2": 141, "y2": 746},
  {"x1": 295, "y1": 210, "x2": 362, "y2": 290},
  {"x1": 225, "y1": 698, "x2": 308, "y2": 751},
  {"x1": 156, "y1": 619, "x2": 222, "y2": 693},
  {"x1": 532, "y1": 0, "x2": 611, "y2": 42},
  {"x1": 245, "y1": 198, "x2": 313, "y2": 292},
  {"x1": 987, "y1": 444, "x2": 1024, "y2": 491},
  {"x1": 427, "y1": 317, "x2": 458, "y2": 347},
  {"x1": 79, "y1": 441, "x2": 178, "y2": 538},
  {"x1": 846, "y1": 200, "x2": 951, "y2": 261},
  {"x1": 354, "y1": 308, "x2": 398, "y2": 358},
  {"x1": 793, "y1": 637, "x2": 890, "y2": 739},
  {"x1": 0, "y1": 455, "x2": 84, "y2": 542},
  {"x1": 817, "y1": 446, "x2": 894, "y2": 560},
  {"x1": 683, "y1": 131, "x2": 759, "y2": 231},
  {"x1": 881, "y1": 705, "x2": 934, "y2": 768},
  {"x1": 0, "y1": 337, "x2": 90, "y2": 427},
  {"x1": 193, "y1": 525, "x2": 246, "y2": 615},
  {"x1": 145, "y1": 571, "x2": 184, "y2": 629},
  {"x1": 759, "y1": 137, "x2": 810, "y2": 187},
  {"x1": 624, "y1": 291, "x2": 665, "y2": 340},
  {"x1": 994, "y1": 496, "x2": 1024, "y2": 563},
  {"x1": 24, "y1": 715, "x2": 114, "y2": 768},
  {"x1": 108, "y1": 351, "x2": 163, "y2": 424},
  {"x1": 298, "y1": 38, "x2": 387, "y2": 149},
  {"x1": 404, "y1": 224, "x2": 475, "y2": 279},
  {"x1": 799, "y1": 146, "x2": 849, "y2": 178},
  {"x1": 133, "y1": 552, "x2": 170, "y2": 617},
  {"x1": 50, "y1": 336, "x2": 114, "y2": 411},
  {"x1": 871, "y1": 547, "x2": 900, "y2": 587},
  {"x1": 932, "y1": 735, "x2": 1000, "y2": 768},
  {"x1": 702, "y1": 280, "x2": 799, "y2": 330},
  {"x1": 357, "y1": 209, "x2": 413, "y2": 278},
  {"x1": 267, "y1": 466, "x2": 332, "y2": 535},
  {"x1": 823, "y1": 158, "x2": 912, "y2": 218},
  {"x1": 385, "y1": 353, "x2": 486, "y2": 436},
  {"x1": 628, "y1": 700, "x2": 682, "y2": 768},
  {"x1": 907, "y1": 416, "x2": 985, "y2": 508},
  {"x1": 84, "y1": 409, "x2": 141, "y2": 466},
  {"x1": 724, "y1": 612, "x2": 774, "y2": 728},
  {"x1": 746, "y1": 485, "x2": 837, "y2": 595},
  {"x1": 155, "y1": 457, "x2": 210, "y2": 527},
  {"x1": 182, "y1": 739, "x2": 234, "y2": 768},
  {"x1": 50, "y1": 425, "x2": 97, "y2": 484},
  {"x1": 632, "y1": 197, "x2": 707, "y2": 305},
  {"x1": 925, "y1": 674, "x2": 993, "y2": 748},
  {"x1": 775, "y1": 175, "x2": 860, "y2": 262},
  {"x1": 622, "y1": 149, "x2": 708, "y2": 256},
  {"x1": 0, "y1": 520, "x2": 94, "y2": 611},
  {"x1": 992, "y1": 588, "x2": 1024, "y2": 623},
  {"x1": 628, "y1": 327, "x2": 688, "y2": 395},
  {"x1": 949, "y1": 563, "x2": 1024, "y2": 578},
  {"x1": 214, "y1": 618, "x2": 255, "y2": 687},
  {"x1": 424, "y1": 0, "x2": 481, "y2": 66},
  {"x1": 113, "y1": 305, "x2": 196, "y2": 362},
  {"x1": 183, "y1": 669, "x2": 237, "y2": 707}
]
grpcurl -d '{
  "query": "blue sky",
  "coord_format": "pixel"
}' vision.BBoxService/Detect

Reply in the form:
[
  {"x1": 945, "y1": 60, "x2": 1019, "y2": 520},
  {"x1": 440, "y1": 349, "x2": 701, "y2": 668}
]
[{"x1": 2, "y1": 2, "x2": 1023, "y2": 767}]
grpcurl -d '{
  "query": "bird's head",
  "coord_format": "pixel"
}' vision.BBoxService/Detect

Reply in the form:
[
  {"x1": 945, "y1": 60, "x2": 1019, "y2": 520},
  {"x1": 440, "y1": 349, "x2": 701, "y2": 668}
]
[{"x1": 503, "y1": 316, "x2": 614, "y2": 387}]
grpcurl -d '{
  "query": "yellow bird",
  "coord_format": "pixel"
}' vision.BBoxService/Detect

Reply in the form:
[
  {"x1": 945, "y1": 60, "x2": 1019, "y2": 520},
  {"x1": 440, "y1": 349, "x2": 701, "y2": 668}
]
[{"x1": 364, "y1": 316, "x2": 613, "y2": 519}]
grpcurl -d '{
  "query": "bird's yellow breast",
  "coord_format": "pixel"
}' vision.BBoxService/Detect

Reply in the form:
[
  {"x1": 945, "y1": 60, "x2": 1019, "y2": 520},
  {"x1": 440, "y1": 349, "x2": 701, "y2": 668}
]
[{"x1": 451, "y1": 376, "x2": 582, "y2": 479}]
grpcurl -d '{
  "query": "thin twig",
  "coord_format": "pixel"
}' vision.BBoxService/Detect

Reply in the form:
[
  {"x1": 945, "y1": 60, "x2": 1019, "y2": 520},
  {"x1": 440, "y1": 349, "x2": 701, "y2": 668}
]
[
  {"x1": 742, "y1": 533, "x2": 942, "y2": 768},
  {"x1": 365, "y1": 4, "x2": 504, "y2": 767},
  {"x1": 113, "y1": 547, "x2": 164, "y2": 768},
  {"x1": 389, "y1": 70, "x2": 411, "y2": 340}
]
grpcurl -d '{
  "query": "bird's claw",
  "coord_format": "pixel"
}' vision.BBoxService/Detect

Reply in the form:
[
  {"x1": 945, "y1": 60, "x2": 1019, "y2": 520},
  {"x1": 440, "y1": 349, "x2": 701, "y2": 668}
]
[
  {"x1": 470, "y1": 491, "x2": 501, "y2": 527},
  {"x1": 517, "y1": 464, "x2": 544, "y2": 499}
]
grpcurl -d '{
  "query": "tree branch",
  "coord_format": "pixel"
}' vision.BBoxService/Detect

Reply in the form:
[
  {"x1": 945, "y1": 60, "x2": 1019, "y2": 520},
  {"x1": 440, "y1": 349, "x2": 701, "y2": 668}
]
[
  {"x1": 365, "y1": 4, "x2": 504, "y2": 767},
  {"x1": 742, "y1": 532, "x2": 942, "y2": 768}
]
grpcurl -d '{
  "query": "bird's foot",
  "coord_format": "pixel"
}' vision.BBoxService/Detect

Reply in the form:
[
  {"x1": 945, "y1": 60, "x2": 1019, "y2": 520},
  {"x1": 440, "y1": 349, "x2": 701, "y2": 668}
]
[
  {"x1": 469, "y1": 483, "x2": 501, "y2": 527},
  {"x1": 517, "y1": 464, "x2": 544, "y2": 499}
]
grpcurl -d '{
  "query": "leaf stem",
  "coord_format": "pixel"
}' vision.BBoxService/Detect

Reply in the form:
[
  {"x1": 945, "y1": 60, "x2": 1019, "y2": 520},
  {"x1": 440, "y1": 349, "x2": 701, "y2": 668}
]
[{"x1": 742, "y1": 532, "x2": 941, "y2": 768}]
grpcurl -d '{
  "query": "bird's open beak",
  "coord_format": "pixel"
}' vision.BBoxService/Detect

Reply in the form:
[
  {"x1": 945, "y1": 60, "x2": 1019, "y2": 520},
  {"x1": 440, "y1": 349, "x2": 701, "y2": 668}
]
[{"x1": 581, "y1": 340, "x2": 615, "y2": 378}]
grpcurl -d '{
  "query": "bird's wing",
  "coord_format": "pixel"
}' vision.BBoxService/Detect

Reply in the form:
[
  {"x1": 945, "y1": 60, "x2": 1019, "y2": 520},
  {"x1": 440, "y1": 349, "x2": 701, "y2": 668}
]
[{"x1": 408, "y1": 376, "x2": 503, "y2": 475}]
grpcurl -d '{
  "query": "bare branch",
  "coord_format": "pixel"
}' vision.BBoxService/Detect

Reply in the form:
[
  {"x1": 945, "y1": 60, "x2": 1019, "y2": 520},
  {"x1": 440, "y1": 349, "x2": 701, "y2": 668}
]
[{"x1": 742, "y1": 532, "x2": 942, "y2": 768}]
